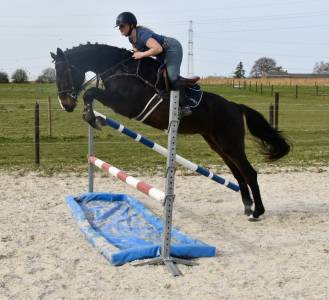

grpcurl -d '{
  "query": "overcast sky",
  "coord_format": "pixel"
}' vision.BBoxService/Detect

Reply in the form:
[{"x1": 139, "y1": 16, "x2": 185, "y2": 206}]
[{"x1": 1, "y1": 0, "x2": 329, "y2": 79}]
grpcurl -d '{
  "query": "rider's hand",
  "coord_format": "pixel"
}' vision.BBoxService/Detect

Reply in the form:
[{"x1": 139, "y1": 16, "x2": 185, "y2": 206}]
[{"x1": 132, "y1": 51, "x2": 145, "y2": 60}]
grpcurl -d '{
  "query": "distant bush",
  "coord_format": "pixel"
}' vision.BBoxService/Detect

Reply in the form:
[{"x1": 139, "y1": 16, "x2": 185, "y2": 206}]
[
  {"x1": 11, "y1": 69, "x2": 29, "y2": 83},
  {"x1": 36, "y1": 67, "x2": 56, "y2": 83},
  {"x1": 0, "y1": 71, "x2": 9, "y2": 83}
]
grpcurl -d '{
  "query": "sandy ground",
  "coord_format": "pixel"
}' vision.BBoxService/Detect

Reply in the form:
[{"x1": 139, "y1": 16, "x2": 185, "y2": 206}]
[{"x1": 0, "y1": 169, "x2": 329, "y2": 300}]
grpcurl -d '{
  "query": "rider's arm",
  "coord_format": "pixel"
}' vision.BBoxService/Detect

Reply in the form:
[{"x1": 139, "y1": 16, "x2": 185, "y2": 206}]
[
  {"x1": 145, "y1": 38, "x2": 163, "y2": 56},
  {"x1": 133, "y1": 38, "x2": 163, "y2": 59}
]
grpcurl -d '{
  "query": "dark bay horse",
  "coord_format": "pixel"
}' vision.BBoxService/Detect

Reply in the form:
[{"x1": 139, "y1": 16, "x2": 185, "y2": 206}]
[{"x1": 51, "y1": 43, "x2": 290, "y2": 219}]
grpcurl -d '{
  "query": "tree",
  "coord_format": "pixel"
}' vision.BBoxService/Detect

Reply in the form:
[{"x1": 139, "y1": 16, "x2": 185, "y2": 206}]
[
  {"x1": 313, "y1": 61, "x2": 329, "y2": 74},
  {"x1": 36, "y1": 67, "x2": 56, "y2": 83},
  {"x1": 250, "y1": 57, "x2": 285, "y2": 77},
  {"x1": 0, "y1": 71, "x2": 9, "y2": 83},
  {"x1": 234, "y1": 61, "x2": 245, "y2": 78},
  {"x1": 11, "y1": 69, "x2": 28, "y2": 83}
]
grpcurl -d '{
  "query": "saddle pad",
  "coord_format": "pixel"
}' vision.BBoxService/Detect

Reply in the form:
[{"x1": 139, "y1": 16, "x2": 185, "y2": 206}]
[
  {"x1": 185, "y1": 84, "x2": 203, "y2": 108},
  {"x1": 66, "y1": 192, "x2": 216, "y2": 265}
]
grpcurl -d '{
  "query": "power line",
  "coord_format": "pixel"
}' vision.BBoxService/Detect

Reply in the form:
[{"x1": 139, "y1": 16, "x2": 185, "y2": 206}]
[
  {"x1": 194, "y1": 47, "x2": 329, "y2": 60},
  {"x1": 193, "y1": 11, "x2": 329, "y2": 24},
  {"x1": 195, "y1": 23, "x2": 329, "y2": 34},
  {"x1": 0, "y1": 0, "x2": 325, "y2": 18}
]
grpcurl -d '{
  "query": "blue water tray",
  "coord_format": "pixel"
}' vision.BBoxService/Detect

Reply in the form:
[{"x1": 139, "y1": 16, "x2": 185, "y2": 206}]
[{"x1": 66, "y1": 192, "x2": 216, "y2": 265}]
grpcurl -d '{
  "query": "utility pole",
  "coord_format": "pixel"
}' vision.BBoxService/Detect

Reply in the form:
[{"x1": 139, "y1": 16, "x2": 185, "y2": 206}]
[{"x1": 187, "y1": 20, "x2": 194, "y2": 77}]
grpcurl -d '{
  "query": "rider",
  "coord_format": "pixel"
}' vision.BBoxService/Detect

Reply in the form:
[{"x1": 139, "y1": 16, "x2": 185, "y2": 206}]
[{"x1": 115, "y1": 11, "x2": 193, "y2": 117}]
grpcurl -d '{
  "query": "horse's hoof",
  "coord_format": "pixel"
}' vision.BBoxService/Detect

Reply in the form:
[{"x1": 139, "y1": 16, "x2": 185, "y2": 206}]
[
  {"x1": 244, "y1": 206, "x2": 253, "y2": 216},
  {"x1": 248, "y1": 208, "x2": 265, "y2": 221},
  {"x1": 94, "y1": 118, "x2": 104, "y2": 130},
  {"x1": 248, "y1": 214, "x2": 260, "y2": 222},
  {"x1": 96, "y1": 116, "x2": 107, "y2": 127}
]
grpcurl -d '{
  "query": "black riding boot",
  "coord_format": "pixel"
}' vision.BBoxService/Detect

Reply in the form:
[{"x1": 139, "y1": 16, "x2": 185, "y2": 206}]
[
  {"x1": 178, "y1": 87, "x2": 192, "y2": 117},
  {"x1": 172, "y1": 80, "x2": 192, "y2": 118}
]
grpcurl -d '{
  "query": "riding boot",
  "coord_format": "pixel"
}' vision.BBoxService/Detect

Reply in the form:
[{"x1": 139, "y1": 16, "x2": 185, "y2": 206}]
[
  {"x1": 178, "y1": 87, "x2": 192, "y2": 117},
  {"x1": 172, "y1": 80, "x2": 192, "y2": 118}
]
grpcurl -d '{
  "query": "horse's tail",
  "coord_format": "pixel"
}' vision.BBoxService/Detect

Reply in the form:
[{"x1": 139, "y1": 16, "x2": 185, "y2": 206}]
[{"x1": 237, "y1": 104, "x2": 291, "y2": 161}]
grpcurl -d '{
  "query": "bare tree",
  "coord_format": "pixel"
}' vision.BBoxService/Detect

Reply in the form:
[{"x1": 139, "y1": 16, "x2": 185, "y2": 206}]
[
  {"x1": 11, "y1": 69, "x2": 29, "y2": 83},
  {"x1": 36, "y1": 67, "x2": 56, "y2": 83},
  {"x1": 250, "y1": 57, "x2": 285, "y2": 77},
  {"x1": 313, "y1": 61, "x2": 329, "y2": 74}
]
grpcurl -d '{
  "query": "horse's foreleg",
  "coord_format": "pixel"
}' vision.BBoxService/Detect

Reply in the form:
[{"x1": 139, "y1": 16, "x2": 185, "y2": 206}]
[{"x1": 83, "y1": 87, "x2": 107, "y2": 129}]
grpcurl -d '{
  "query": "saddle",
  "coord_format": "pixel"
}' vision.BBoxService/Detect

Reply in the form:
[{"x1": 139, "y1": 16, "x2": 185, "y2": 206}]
[{"x1": 157, "y1": 64, "x2": 200, "y2": 92}]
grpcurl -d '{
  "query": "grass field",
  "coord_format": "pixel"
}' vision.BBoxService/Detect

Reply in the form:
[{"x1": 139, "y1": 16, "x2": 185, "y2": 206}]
[
  {"x1": 0, "y1": 82, "x2": 328, "y2": 173},
  {"x1": 200, "y1": 77, "x2": 329, "y2": 87}
]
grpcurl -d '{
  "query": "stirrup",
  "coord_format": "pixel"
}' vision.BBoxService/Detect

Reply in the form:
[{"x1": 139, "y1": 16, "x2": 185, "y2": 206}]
[{"x1": 179, "y1": 106, "x2": 192, "y2": 117}]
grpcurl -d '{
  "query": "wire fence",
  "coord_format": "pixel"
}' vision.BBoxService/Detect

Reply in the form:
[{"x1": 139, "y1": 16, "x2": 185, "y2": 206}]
[{"x1": 0, "y1": 89, "x2": 328, "y2": 168}]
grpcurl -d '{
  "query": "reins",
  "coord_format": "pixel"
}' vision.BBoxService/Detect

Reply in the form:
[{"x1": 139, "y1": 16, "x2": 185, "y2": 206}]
[{"x1": 57, "y1": 50, "x2": 163, "y2": 101}]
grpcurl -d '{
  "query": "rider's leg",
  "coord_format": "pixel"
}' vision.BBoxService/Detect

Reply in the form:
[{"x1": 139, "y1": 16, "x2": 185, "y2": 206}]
[{"x1": 163, "y1": 37, "x2": 192, "y2": 117}]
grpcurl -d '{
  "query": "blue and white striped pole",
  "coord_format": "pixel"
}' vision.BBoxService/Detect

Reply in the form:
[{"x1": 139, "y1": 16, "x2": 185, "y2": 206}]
[{"x1": 94, "y1": 111, "x2": 240, "y2": 192}]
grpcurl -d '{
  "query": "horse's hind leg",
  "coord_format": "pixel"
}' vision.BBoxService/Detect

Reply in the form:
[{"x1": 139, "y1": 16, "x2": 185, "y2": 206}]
[
  {"x1": 221, "y1": 156, "x2": 254, "y2": 216},
  {"x1": 202, "y1": 135, "x2": 253, "y2": 215},
  {"x1": 225, "y1": 150, "x2": 265, "y2": 219}
]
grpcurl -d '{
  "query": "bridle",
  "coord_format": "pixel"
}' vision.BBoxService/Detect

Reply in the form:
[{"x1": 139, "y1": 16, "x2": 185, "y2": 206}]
[
  {"x1": 56, "y1": 60, "x2": 86, "y2": 101},
  {"x1": 56, "y1": 53, "x2": 133, "y2": 104}
]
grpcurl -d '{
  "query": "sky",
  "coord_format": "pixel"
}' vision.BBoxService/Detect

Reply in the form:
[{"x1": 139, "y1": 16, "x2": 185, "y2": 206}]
[{"x1": 1, "y1": 0, "x2": 329, "y2": 80}]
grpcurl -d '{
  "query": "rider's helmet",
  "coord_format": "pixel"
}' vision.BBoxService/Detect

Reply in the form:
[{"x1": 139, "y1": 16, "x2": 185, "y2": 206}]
[{"x1": 115, "y1": 12, "x2": 137, "y2": 28}]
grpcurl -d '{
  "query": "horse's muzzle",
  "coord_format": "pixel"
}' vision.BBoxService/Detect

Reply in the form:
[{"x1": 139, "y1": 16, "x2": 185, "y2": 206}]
[{"x1": 58, "y1": 95, "x2": 77, "y2": 112}]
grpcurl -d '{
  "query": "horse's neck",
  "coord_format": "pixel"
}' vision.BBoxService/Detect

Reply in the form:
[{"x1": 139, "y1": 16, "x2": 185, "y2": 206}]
[{"x1": 67, "y1": 46, "x2": 128, "y2": 74}]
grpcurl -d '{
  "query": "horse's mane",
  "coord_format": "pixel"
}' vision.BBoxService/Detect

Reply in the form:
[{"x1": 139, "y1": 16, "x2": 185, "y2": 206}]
[
  {"x1": 63, "y1": 42, "x2": 161, "y2": 85},
  {"x1": 64, "y1": 42, "x2": 131, "y2": 58}
]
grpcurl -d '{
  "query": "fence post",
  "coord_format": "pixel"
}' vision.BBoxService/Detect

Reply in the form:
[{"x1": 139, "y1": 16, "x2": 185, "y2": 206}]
[
  {"x1": 35, "y1": 101, "x2": 40, "y2": 165},
  {"x1": 271, "y1": 85, "x2": 274, "y2": 96},
  {"x1": 274, "y1": 92, "x2": 279, "y2": 130},
  {"x1": 48, "y1": 96, "x2": 52, "y2": 137},
  {"x1": 260, "y1": 83, "x2": 263, "y2": 94},
  {"x1": 269, "y1": 103, "x2": 274, "y2": 127},
  {"x1": 255, "y1": 82, "x2": 258, "y2": 93},
  {"x1": 295, "y1": 85, "x2": 298, "y2": 99}
]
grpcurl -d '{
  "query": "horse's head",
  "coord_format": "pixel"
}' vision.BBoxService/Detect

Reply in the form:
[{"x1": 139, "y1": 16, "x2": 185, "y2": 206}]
[{"x1": 51, "y1": 48, "x2": 85, "y2": 112}]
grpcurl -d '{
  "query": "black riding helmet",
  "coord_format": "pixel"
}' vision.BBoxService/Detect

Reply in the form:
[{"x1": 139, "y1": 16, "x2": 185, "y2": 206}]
[{"x1": 115, "y1": 12, "x2": 137, "y2": 27}]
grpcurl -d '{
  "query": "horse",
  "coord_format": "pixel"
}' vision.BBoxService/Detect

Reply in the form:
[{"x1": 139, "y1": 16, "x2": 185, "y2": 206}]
[{"x1": 51, "y1": 43, "x2": 290, "y2": 220}]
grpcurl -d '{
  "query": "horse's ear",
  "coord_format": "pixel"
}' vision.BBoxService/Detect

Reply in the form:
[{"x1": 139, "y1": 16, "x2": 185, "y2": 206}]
[
  {"x1": 56, "y1": 48, "x2": 65, "y2": 59},
  {"x1": 50, "y1": 52, "x2": 57, "y2": 61}
]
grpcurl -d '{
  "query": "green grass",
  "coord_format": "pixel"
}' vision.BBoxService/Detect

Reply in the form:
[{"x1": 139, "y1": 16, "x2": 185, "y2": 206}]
[{"x1": 0, "y1": 83, "x2": 328, "y2": 173}]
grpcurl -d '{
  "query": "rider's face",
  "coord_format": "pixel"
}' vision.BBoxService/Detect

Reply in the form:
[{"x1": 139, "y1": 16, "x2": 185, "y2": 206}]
[{"x1": 119, "y1": 23, "x2": 130, "y2": 36}]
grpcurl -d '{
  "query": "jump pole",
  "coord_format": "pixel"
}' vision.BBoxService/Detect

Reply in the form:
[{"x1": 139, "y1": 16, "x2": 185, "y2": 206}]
[
  {"x1": 93, "y1": 111, "x2": 239, "y2": 192},
  {"x1": 89, "y1": 156, "x2": 165, "y2": 202}
]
